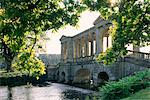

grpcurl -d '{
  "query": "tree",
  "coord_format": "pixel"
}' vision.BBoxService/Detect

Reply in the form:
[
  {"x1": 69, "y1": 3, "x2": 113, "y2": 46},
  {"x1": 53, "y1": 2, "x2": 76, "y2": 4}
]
[
  {"x1": 82, "y1": 0, "x2": 150, "y2": 64},
  {"x1": 0, "y1": 0, "x2": 85, "y2": 78}
]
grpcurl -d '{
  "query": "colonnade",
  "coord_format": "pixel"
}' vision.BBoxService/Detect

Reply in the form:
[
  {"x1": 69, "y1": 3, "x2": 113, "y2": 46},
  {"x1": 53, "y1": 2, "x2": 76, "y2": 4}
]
[
  {"x1": 73, "y1": 33, "x2": 96, "y2": 59},
  {"x1": 60, "y1": 16, "x2": 113, "y2": 63},
  {"x1": 60, "y1": 27, "x2": 112, "y2": 63}
]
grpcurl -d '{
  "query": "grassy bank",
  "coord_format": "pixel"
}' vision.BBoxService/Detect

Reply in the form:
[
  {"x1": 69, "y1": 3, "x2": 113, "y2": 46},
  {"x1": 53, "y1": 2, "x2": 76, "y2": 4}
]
[
  {"x1": 122, "y1": 87, "x2": 150, "y2": 100},
  {"x1": 100, "y1": 69, "x2": 150, "y2": 100}
]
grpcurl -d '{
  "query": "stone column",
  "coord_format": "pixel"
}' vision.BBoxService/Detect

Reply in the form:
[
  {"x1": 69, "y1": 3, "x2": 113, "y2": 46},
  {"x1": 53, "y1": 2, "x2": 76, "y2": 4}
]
[
  {"x1": 67, "y1": 42, "x2": 70, "y2": 61},
  {"x1": 94, "y1": 34, "x2": 97, "y2": 55},
  {"x1": 73, "y1": 40, "x2": 76, "y2": 59},
  {"x1": 64, "y1": 42, "x2": 67, "y2": 62},
  {"x1": 77, "y1": 39, "x2": 79, "y2": 58},
  {"x1": 82, "y1": 37, "x2": 85, "y2": 57},
  {"x1": 83, "y1": 37, "x2": 86, "y2": 57},
  {"x1": 96, "y1": 28, "x2": 103, "y2": 54},
  {"x1": 66, "y1": 38, "x2": 73, "y2": 62},
  {"x1": 61, "y1": 43, "x2": 64, "y2": 62},
  {"x1": 79, "y1": 39, "x2": 82, "y2": 57},
  {"x1": 76, "y1": 41, "x2": 78, "y2": 58},
  {"x1": 85, "y1": 35, "x2": 89, "y2": 56},
  {"x1": 74, "y1": 40, "x2": 78, "y2": 62},
  {"x1": 106, "y1": 36, "x2": 109, "y2": 48},
  {"x1": 108, "y1": 36, "x2": 112, "y2": 48},
  {"x1": 96, "y1": 29, "x2": 100, "y2": 54},
  {"x1": 78, "y1": 39, "x2": 80, "y2": 58},
  {"x1": 91, "y1": 35, "x2": 94, "y2": 56}
]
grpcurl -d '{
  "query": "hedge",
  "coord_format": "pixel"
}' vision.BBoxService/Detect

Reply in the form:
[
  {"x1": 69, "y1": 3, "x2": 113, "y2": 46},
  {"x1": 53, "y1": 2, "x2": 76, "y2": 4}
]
[
  {"x1": 0, "y1": 71, "x2": 47, "y2": 86},
  {"x1": 100, "y1": 69, "x2": 150, "y2": 100}
]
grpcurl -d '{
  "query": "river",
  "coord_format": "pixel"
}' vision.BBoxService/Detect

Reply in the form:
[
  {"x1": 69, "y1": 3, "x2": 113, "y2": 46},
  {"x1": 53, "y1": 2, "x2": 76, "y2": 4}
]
[{"x1": 0, "y1": 82, "x2": 99, "y2": 100}]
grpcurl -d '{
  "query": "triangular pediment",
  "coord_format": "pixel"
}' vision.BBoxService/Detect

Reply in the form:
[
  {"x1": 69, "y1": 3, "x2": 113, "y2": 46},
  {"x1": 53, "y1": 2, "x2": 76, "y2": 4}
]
[
  {"x1": 60, "y1": 35, "x2": 67, "y2": 41},
  {"x1": 60, "y1": 35, "x2": 72, "y2": 41},
  {"x1": 93, "y1": 16, "x2": 105, "y2": 25}
]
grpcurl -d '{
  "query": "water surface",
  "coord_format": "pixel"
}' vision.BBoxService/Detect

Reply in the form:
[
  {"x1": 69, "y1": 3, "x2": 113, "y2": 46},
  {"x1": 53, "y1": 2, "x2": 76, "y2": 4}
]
[{"x1": 0, "y1": 82, "x2": 99, "y2": 100}]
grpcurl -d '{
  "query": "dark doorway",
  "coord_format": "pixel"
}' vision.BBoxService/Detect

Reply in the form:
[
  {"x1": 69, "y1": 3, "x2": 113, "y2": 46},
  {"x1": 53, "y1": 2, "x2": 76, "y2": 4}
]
[{"x1": 98, "y1": 72, "x2": 109, "y2": 81}]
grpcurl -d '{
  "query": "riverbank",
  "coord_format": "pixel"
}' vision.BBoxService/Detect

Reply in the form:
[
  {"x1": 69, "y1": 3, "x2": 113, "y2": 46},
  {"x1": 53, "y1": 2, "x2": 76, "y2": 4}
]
[
  {"x1": 0, "y1": 70, "x2": 100, "y2": 91},
  {"x1": 0, "y1": 71, "x2": 47, "y2": 86},
  {"x1": 122, "y1": 87, "x2": 150, "y2": 100},
  {"x1": 0, "y1": 82, "x2": 99, "y2": 100}
]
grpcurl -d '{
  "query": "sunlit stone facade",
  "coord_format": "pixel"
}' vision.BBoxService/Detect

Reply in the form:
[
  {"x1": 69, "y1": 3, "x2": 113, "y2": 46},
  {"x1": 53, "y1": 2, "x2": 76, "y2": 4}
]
[
  {"x1": 57, "y1": 16, "x2": 149, "y2": 85},
  {"x1": 60, "y1": 16, "x2": 112, "y2": 63}
]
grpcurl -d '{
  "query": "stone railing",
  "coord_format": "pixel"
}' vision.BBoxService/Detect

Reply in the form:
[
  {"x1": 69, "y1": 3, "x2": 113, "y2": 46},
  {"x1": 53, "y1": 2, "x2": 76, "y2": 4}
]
[
  {"x1": 126, "y1": 50, "x2": 150, "y2": 62},
  {"x1": 60, "y1": 55, "x2": 95, "y2": 64},
  {"x1": 73, "y1": 56, "x2": 94, "y2": 64}
]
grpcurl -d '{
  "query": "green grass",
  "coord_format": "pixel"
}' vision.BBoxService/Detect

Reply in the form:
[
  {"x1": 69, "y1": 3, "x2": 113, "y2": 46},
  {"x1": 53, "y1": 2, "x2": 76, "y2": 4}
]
[{"x1": 122, "y1": 87, "x2": 150, "y2": 100}]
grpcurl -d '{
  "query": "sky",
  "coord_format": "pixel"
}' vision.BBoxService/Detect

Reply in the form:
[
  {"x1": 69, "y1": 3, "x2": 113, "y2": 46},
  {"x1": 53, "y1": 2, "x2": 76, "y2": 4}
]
[
  {"x1": 45, "y1": 10, "x2": 100, "y2": 54},
  {"x1": 43, "y1": 9, "x2": 150, "y2": 54}
]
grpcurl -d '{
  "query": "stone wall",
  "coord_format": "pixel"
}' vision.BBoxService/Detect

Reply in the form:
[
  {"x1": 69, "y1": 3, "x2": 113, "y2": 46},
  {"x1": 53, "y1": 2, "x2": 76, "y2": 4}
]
[
  {"x1": 47, "y1": 67, "x2": 58, "y2": 81},
  {"x1": 38, "y1": 54, "x2": 61, "y2": 67},
  {"x1": 46, "y1": 16, "x2": 150, "y2": 86},
  {"x1": 54, "y1": 58, "x2": 149, "y2": 86}
]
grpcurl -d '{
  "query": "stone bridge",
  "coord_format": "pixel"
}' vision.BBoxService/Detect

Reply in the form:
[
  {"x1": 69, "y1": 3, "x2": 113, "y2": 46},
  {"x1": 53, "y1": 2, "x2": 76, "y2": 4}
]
[
  {"x1": 47, "y1": 16, "x2": 150, "y2": 86},
  {"x1": 57, "y1": 51, "x2": 149, "y2": 86}
]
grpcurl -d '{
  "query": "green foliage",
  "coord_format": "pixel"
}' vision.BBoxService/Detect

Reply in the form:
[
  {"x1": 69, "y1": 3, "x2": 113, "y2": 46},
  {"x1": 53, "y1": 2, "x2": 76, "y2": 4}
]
[
  {"x1": 83, "y1": 0, "x2": 150, "y2": 64},
  {"x1": 0, "y1": 0, "x2": 85, "y2": 77},
  {"x1": 82, "y1": 0, "x2": 110, "y2": 10},
  {"x1": 100, "y1": 69, "x2": 150, "y2": 100},
  {"x1": 12, "y1": 48, "x2": 46, "y2": 79},
  {"x1": 0, "y1": 71, "x2": 28, "y2": 78},
  {"x1": 122, "y1": 87, "x2": 150, "y2": 100}
]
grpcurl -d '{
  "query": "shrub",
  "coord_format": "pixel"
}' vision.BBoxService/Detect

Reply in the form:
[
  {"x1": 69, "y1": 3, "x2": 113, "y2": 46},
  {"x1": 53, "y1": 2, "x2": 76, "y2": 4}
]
[{"x1": 100, "y1": 69, "x2": 150, "y2": 100}]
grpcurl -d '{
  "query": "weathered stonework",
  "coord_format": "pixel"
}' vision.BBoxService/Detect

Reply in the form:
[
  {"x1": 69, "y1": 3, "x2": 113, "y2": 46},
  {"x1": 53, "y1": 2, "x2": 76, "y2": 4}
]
[
  {"x1": 50, "y1": 16, "x2": 150, "y2": 86},
  {"x1": 38, "y1": 54, "x2": 60, "y2": 81}
]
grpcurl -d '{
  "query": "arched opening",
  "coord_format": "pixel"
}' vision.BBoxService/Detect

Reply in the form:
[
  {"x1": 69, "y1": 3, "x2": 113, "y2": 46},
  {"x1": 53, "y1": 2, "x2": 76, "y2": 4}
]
[
  {"x1": 74, "y1": 68, "x2": 91, "y2": 83},
  {"x1": 61, "y1": 72, "x2": 66, "y2": 82},
  {"x1": 98, "y1": 72, "x2": 109, "y2": 84}
]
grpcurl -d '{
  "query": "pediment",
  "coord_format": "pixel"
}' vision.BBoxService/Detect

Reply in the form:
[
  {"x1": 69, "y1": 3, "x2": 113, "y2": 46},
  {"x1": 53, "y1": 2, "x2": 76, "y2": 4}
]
[
  {"x1": 93, "y1": 16, "x2": 105, "y2": 25},
  {"x1": 60, "y1": 35, "x2": 67, "y2": 41}
]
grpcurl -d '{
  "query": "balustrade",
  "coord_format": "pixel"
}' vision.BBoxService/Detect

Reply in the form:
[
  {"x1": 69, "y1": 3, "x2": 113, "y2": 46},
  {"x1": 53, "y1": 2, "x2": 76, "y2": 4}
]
[{"x1": 127, "y1": 50, "x2": 150, "y2": 61}]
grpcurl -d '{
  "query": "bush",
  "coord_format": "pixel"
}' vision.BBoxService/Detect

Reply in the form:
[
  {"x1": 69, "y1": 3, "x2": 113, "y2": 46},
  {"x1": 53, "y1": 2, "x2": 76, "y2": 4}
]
[
  {"x1": 100, "y1": 69, "x2": 150, "y2": 100},
  {"x1": 0, "y1": 71, "x2": 47, "y2": 86}
]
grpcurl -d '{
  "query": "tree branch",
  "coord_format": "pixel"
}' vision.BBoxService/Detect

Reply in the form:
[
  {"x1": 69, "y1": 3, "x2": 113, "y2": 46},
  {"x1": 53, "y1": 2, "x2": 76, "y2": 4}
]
[{"x1": 30, "y1": 32, "x2": 37, "y2": 55}]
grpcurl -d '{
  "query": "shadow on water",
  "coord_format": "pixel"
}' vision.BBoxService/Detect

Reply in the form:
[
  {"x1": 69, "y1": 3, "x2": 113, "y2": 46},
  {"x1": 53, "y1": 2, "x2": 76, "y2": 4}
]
[
  {"x1": 62, "y1": 89, "x2": 99, "y2": 100},
  {"x1": 8, "y1": 86, "x2": 12, "y2": 100},
  {"x1": 62, "y1": 90, "x2": 88, "y2": 100}
]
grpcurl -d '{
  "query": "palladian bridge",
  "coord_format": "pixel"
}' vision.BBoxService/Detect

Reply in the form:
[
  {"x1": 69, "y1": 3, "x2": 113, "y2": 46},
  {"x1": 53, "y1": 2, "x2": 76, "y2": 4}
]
[{"x1": 55, "y1": 16, "x2": 150, "y2": 86}]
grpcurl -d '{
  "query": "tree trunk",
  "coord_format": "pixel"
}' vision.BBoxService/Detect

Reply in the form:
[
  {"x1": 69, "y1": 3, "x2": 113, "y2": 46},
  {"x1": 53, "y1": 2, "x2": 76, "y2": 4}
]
[{"x1": 1, "y1": 40, "x2": 14, "y2": 72}]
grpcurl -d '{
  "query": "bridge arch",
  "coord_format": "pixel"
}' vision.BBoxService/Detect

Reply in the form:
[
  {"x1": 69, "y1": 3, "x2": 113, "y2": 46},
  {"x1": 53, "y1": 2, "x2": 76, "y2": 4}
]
[
  {"x1": 73, "y1": 68, "x2": 91, "y2": 83},
  {"x1": 97, "y1": 71, "x2": 110, "y2": 84},
  {"x1": 98, "y1": 72, "x2": 109, "y2": 81}
]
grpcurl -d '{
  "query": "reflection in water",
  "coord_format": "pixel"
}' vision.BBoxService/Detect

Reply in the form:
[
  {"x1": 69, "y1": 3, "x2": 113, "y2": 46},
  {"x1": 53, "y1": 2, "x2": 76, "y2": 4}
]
[
  {"x1": 8, "y1": 86, "x2": 12, "y2": 100},
  {"x1": 0, "y1": 82, "x2": 99, "y2": 100},
  {"x1": 62, "y1": 90, "x2": 98, "y2": 100}
]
